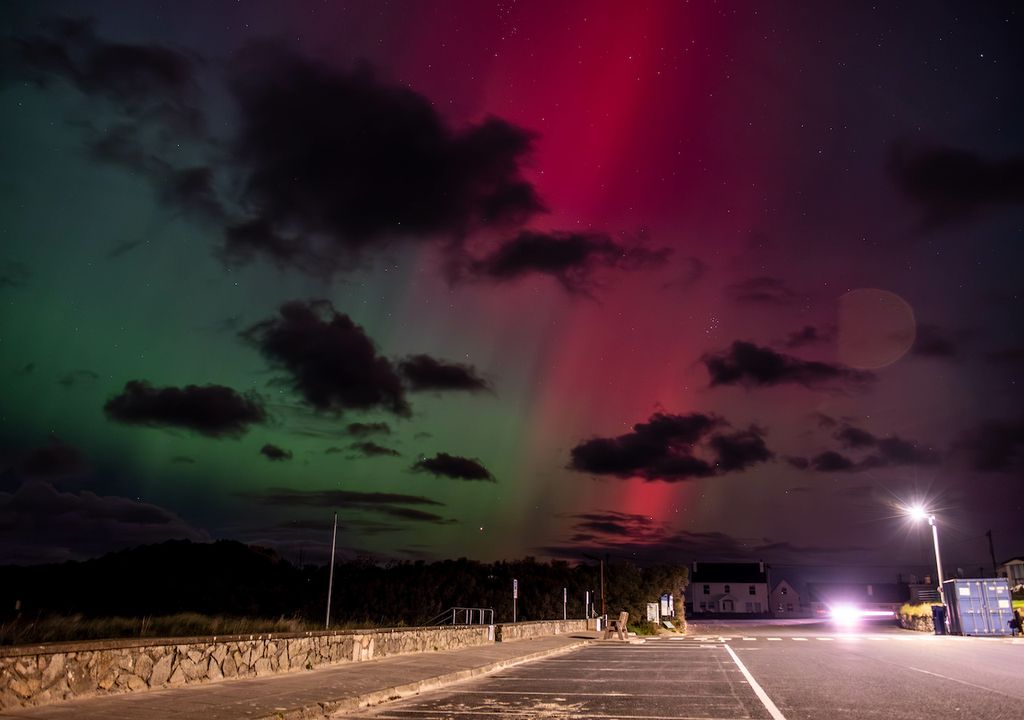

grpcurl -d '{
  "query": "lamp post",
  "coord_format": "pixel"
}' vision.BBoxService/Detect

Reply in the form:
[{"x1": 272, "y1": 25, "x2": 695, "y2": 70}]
[{"x1": 907, "y1": 505, "x2": 944, "y2": 598}]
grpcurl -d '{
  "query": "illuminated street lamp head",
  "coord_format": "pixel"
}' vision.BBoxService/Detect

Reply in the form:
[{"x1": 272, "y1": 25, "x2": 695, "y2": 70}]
[{"x1": 907, "y1": 504, "x2": 929, "y2": 522}]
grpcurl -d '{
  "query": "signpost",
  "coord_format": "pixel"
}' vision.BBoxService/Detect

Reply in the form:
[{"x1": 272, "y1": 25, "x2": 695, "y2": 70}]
[
  {"x1": 563, "y1": 587, "x2": 567, "y2": 620},
  {"x1": 513, "y1": 578, "x2": 518, "y2": 623}
]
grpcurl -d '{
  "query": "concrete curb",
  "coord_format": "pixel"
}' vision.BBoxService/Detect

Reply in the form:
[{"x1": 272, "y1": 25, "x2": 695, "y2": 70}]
[{"x1": 264, "y1": 639, "x2": 592, "y2": 719}]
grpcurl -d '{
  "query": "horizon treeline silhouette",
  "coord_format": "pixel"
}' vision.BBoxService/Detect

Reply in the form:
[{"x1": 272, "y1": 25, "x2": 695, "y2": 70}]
[{"x1": 0, "y1": 540, "x2": 689, "y2": 628}]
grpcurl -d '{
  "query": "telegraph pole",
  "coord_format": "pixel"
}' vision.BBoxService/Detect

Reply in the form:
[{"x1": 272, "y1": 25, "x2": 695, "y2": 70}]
[{"x1": 325, "y1": 512, "x2": 338, "y2": 629}]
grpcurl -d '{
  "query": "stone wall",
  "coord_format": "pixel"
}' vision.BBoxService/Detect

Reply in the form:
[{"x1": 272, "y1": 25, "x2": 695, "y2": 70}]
[
  {"x1": 898, "y1": 613, "x2": 934, "y2": 632},
  {"x1": 495, "y1": 619, "x2": 587, "y2": 642},
  {"x1": 0, "y1": 625, "x2": 490, "y2": 712}
]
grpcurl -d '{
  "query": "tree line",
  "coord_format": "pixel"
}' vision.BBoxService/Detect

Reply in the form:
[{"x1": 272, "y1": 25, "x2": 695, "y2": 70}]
[{"x1": 0, "y1": 540, "x2": 689, "y2": 628}]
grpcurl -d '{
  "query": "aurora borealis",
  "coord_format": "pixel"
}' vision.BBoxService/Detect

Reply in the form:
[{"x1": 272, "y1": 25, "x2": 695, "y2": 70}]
[{"x1": 1, "y1": 1, "x2": 1022, "y2": 575}]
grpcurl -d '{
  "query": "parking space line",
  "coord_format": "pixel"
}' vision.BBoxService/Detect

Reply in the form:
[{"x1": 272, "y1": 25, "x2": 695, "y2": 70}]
[
  {"x1": 792, "y1": 637, "x2": 808, "y2": 641},
  {"x1": 366, "y1": 711, "x2": 755, "y2": 719},
  {"x1": 766, "y1": 637, "x2": 782, "y2": 641},
  {"x1": 724, "y1": 644, "x2": 788, "y2": 720}
]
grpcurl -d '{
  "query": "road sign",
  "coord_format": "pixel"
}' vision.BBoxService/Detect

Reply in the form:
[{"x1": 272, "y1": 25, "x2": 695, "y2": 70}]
[{"x1": 513, "y1": 578, "x2": 518, "y2": 599}]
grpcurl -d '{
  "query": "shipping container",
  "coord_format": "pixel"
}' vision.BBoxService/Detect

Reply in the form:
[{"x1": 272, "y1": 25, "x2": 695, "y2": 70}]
[{"x1": 941, "y1": 578, "x2": 1014, "y2": 636}]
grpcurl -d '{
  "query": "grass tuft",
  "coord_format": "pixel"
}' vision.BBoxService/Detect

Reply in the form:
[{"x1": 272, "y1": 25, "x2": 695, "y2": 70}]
[{"x1": 0, "y1": 613, "x2": 320, "y2": 646}]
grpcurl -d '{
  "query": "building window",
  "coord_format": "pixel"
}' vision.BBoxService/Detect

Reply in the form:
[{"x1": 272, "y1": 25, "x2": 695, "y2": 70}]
[
  {"x1": 786, "y1": 603, "x2": 794, "y2": 612},
  {"x1": 781, "y1": 587, "x2": 788, "y2": 595},
  {"x1": 749, "y1": 585, "x2": 756, "y2": 595},
  {"x1": 745, "y1": 602, "x2": 754, "y2": 612},
  {"x1": 753, "y1": 602, "x2": 761, "y2": 612},
  {"x1": 724, "y1": 585, "x2": 731, "y2": 593},
  {"x1": 703, "y1": 584, "x2": 710, "y2": 594},
  {"x1": 700, "y1": 601, "x2": 707, "y2": 611}
]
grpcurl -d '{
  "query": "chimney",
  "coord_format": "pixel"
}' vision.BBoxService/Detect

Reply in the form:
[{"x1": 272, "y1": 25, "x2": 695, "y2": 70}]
[{"x1": 692, "y1": 561, "x2": 697, "y2": 572}]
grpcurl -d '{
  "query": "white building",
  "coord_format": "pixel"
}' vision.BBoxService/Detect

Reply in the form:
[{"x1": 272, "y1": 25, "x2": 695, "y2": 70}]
[
  {"x1": 998, "y1": 557, "x2": 1024, "y2": 588},
  {"x1": 770, "y1": 579, "x2": 802, "y2": 617},
  {"x1": 690, "y1": 561, "x2": 770, "y2": 615}
]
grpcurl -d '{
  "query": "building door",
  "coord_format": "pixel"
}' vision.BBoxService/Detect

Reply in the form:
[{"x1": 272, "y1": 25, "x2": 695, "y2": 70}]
[{"x1": 722, "y1": 599, "x2": 734, "y2": 612}]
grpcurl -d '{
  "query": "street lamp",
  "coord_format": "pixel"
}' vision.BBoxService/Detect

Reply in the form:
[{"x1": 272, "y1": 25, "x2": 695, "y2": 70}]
[{"x1": 906, "y1": 504, "x2": 944, "y2": 598}]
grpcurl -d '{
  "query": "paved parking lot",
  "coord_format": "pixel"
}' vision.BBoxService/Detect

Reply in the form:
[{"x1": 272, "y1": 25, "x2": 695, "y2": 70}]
[{"x1": 347, "y1": 638, "x2": 776, "y2": 719}]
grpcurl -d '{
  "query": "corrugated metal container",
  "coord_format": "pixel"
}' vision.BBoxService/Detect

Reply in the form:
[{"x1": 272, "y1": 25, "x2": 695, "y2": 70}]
[{"x1": 941, "y1": 578, "x2": 1014, "y2": 636}]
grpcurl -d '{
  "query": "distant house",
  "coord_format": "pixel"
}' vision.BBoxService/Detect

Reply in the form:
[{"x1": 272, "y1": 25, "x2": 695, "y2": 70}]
[
  {"x1": 998, "y1": 557, "x2": 1024, "y2": 588},
  {"x1": 770, "y1": 580, "x2": 802, "y2": 617},
  {"x1": 690, "y1": 561, "x2": 769, "y2": 615},
  {"x1": 806, "y1": 583, "x2": 908, "y2": 617}
]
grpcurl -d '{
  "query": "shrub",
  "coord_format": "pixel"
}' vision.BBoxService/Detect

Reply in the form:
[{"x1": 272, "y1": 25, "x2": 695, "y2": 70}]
[{"x1": 899, "y1": 602, "x2": 941, "y2": 618}]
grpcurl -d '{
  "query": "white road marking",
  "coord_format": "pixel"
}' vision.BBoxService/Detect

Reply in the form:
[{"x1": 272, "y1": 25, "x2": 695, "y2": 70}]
[
  {"x1": 742, "y1": 637, "x2": 756, "y2": 641},
  {"x1": 766, "y1": 637, "x2": 782, "y2": 641},
  {"x1": 815, "y1": 637, "x2": 834, "y2": 641},
  {"x1": 792, "y1": 637, "x2": 808, "y2": 641},
  {"x1": 906, "y1": 666, "x2": 1020, "y2": 698},
  {"x1": 724, "y1": 644, "x2": 788, "y2": 720}
]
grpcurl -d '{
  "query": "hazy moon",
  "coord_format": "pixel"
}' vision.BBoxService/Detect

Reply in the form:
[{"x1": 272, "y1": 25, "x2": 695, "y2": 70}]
[{"x1": 837, "y1": 288, "x2": 916, "y2": 369}]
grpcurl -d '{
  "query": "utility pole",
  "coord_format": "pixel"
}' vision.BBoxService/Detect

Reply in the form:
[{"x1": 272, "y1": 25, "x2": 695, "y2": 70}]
[
  {"x1": 986, "y1": 530, "x2": 998, "y2": 577},
  {"x1": 325, "y1": 512, "x2": 338, "y2": 629}
]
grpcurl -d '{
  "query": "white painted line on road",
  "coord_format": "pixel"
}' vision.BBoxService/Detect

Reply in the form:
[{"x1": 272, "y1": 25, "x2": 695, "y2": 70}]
[
  {"x1": 766, "y1": 637, "x2": 782, "y2": 641},
  {"x1": 815, "y1": 637, "x2": 834, "y2": 641},
  {"x1": 742, "y1": 637, "x2": 756, "y2": 641},
  {"x1": 906, "y1": 666, "x2": 1019, "y2": 698},
  {"x1": 724, "y1": 644, "x2": 788, "y2": 720},
  {"x1": 792, "y1": 637, "x2": 808, "y2": 641}
]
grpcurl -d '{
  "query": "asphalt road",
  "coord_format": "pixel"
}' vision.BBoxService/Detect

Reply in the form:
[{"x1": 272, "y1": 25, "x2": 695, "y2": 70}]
[{"x1": 344, "y1": 619, "x2": 1024, "y2": 720}]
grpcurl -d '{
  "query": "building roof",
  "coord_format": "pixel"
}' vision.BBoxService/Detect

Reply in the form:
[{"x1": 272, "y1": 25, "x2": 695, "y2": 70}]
[
  {"x1": 806, "y1": 582, "x2": 908, "y2": 605},
  {"x1": 999, "y1": 557, "x2": 1024, "y2": 564},
  {"x1": 691, "y1": 562, "x2": 767, "y2": 583},
  {"x1": 772, "y1": 580, "x2": 799, "y2": 595}
]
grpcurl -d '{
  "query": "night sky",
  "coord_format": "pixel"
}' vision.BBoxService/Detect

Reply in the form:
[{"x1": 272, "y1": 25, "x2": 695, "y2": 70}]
[{"x1": 2, "y1": 1, "x2": 1022, "y2": 580}]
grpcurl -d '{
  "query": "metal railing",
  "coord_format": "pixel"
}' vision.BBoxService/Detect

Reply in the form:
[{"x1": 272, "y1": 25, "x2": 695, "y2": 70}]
[{"x1": 427, "y1": 607, "x2": 494, "y2": 626}]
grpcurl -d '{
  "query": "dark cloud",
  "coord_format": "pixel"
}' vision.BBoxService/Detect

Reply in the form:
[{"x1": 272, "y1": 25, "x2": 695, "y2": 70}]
[
  {"x1": 19, "y1": 440, "x2": 85, "y2": 478},
  {"x1": 89, "y1": 125, "x2": 224, "y2": 222},
  {"x1": 566, "y1": 511, "x2": 667, "y2": 543},
  {"x1": 104, "y1": 380, "x2": 266, "y2": 437},
  {"x1": 224, "y1": 43, "x2": 543, "y2": 274},
  {"x1": 812, "y1": 413, "x2": 839, "y2": 429},
  {"x1": 725, "y1": 276, "x2": 803, "y2": 306},
  {"x1": 956, "y1": 417, "x2": 1024, "y2": 473},
  {"x1": 349, "y1": 441, "x2": 400, "y2": 458},
  {"x1": 798, "y1": 426, "x2": 940, "y2": 473},
  {"x1": 810, "y1": 451, "x2": 857, "y2": 472},
  {"x1": 347, "y1": 422, "x2": 391, "y2": 437},
  {"x1": 259, "y1": 443, "x2": 293, "y2": 461},
  {"x1": 541, "y1": 524, "x2": 868, "y2": 565},
  {"x1": 243, "y1": 300, "x2": 409, "y2": 416},
  {"x1": 372, "y1": 506, "x2": 456, "y2": 525},
  {"x1": 703, "y1": 341, "x2": 874, "y2": 390},
  {"x1": 784, "y1": 325, "x2": 834, "y2": 349},
  {"x1": 869, "y1": 436, "x2": 939, "y2": 466},
  {"x1": 835, "y1": 426, "x2": 877, "y2": 449},
  {"x1": 890, "y1": 144, "x2": 1024, "y2": 226},
  {"x1": 786, "y1": 456, "x2": 810, "y2": 470},
  {"x1": 324, "y1": 447, "x2": 344, "y2": 455},
  {"x1": 412, "y1": 453, "x2": 495, "y2": 482},
  {"x1": 238, "y1": 487, "x2": 452, "y2": 528},
  {"x1": 240, "y1": 488, "x2": 443, "y2": 508},
  {"x1": 568, "y1": 412, "x2": 773, "y2": 482},
  {"x1": 0, "y1": 480, "x2": 207, "y2": 564},
  {"x1": 470, "y1": 230, "x2": 669, "y2": 293},
  {"x1": 912, "y1": 324, "x2": 959, "y2": 358},
  {"x1": 707, "y1": 429, "x2": 773, "y2": 472},
  {"x1": 10, "y1": 18, "x2": 200, "y2": 128},
  {"x1": 105, "y1": 239, "x2": 144, "y2": 259},
  {"x1": 170, "y1": 456, "x2": 195, "y2": 464},
  {"x1": 398, "y1": 354, "x2": 491, "y2": 393},
  {"x1": 57, "y1": 369, "x2": 99, "y2": 388}
]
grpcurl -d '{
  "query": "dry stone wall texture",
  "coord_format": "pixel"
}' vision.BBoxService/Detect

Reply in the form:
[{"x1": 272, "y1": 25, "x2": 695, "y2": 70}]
[{"x1": 0, "y1": 625, "x2": 490, "y2": 711}]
